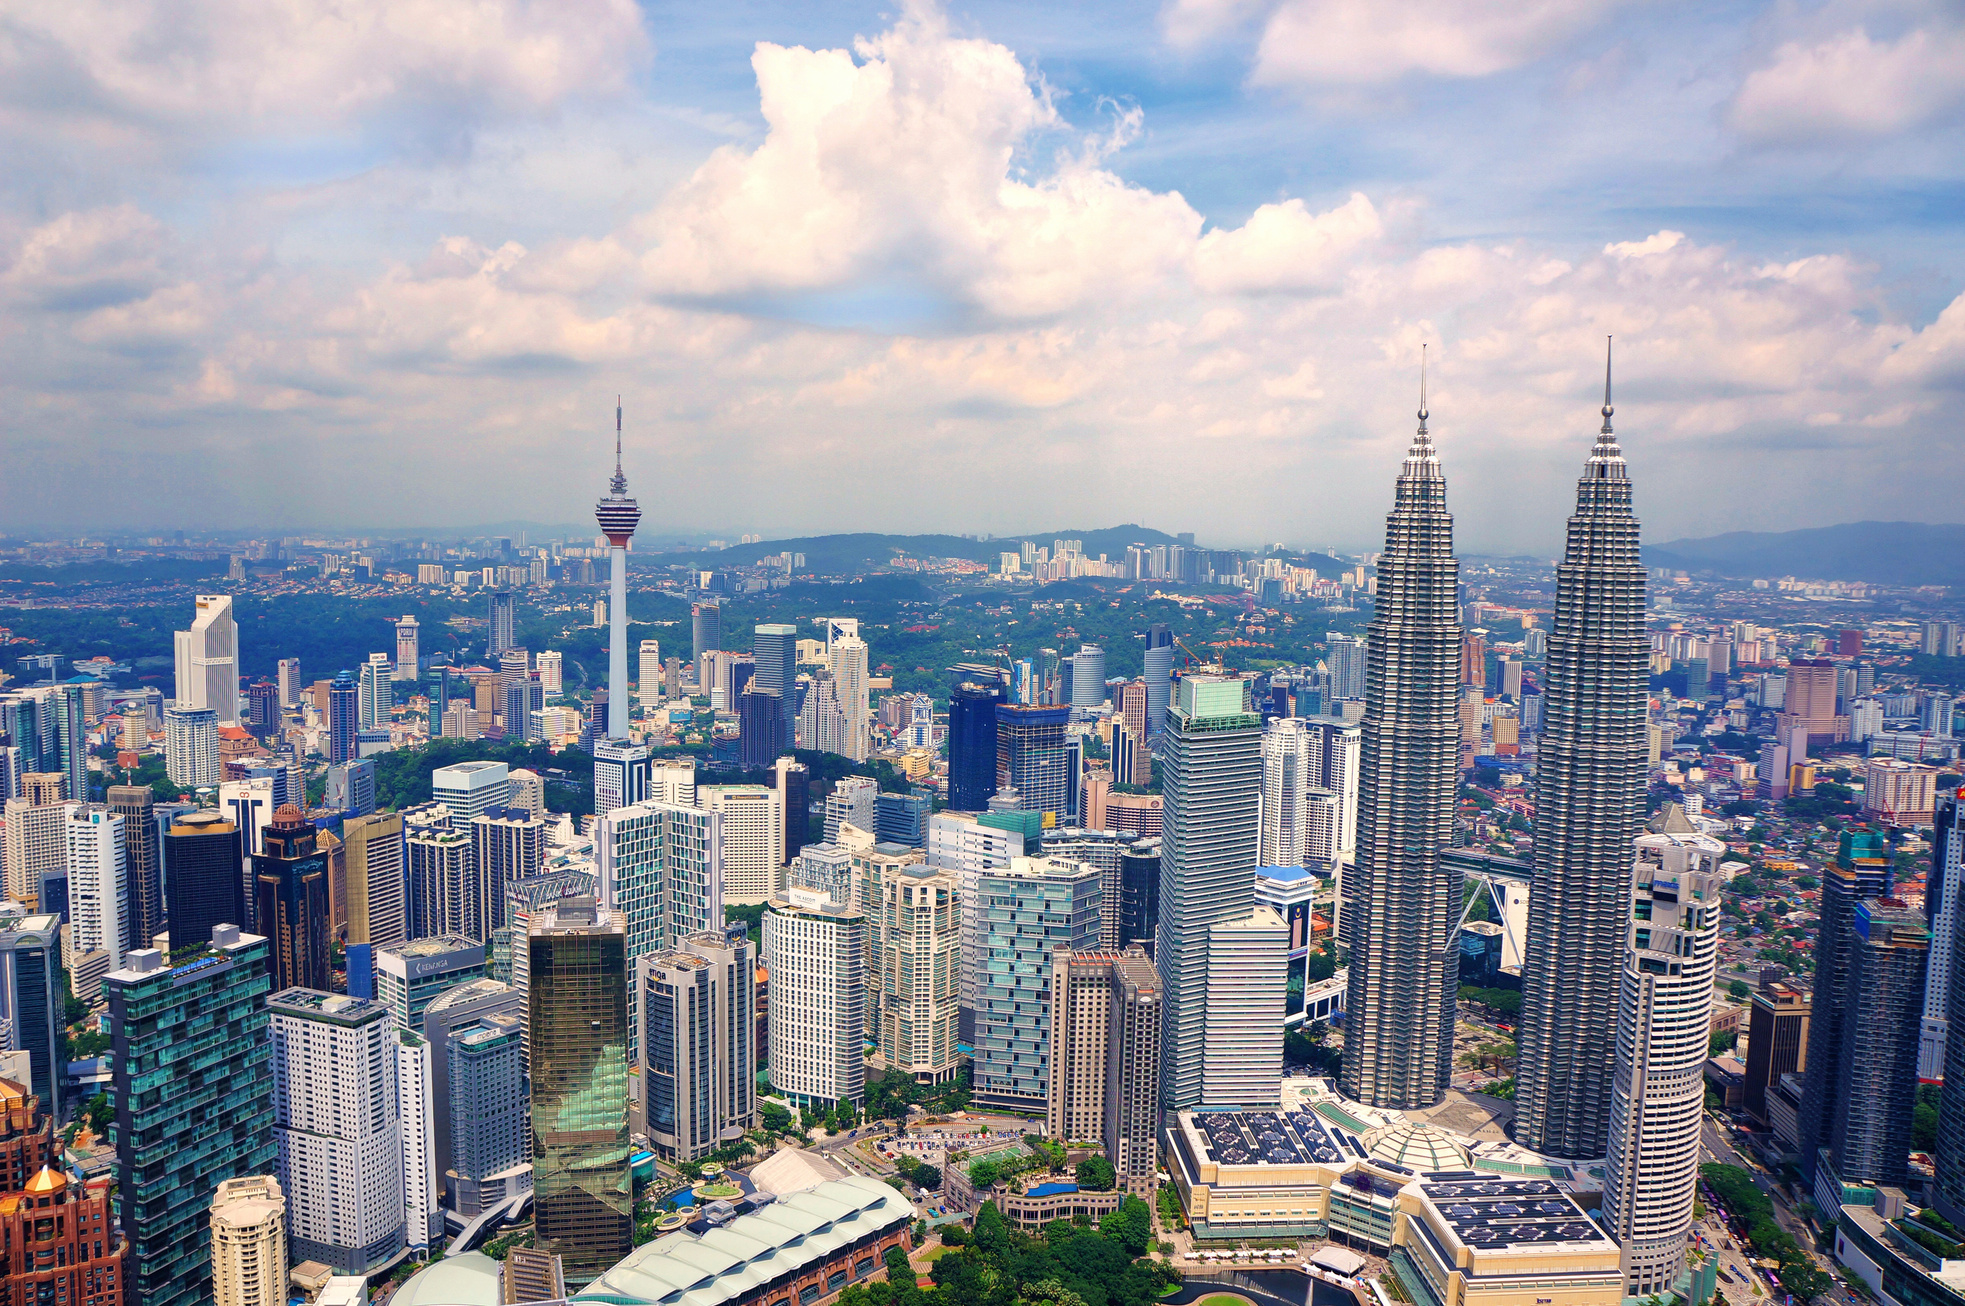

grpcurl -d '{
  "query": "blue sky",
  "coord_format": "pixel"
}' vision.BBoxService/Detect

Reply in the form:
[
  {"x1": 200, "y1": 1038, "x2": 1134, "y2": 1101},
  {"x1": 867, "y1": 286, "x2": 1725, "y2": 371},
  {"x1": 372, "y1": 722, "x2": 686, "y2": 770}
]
[{"x1": 2, "y1": 0, "x2": 1962, "y2": 552}]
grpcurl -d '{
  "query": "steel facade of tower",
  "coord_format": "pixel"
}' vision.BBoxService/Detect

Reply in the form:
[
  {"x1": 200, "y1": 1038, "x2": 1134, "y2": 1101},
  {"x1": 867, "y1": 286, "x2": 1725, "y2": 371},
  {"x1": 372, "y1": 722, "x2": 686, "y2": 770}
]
[
  {"x1": 1338, "y1": 380, "x2": 1463, "y2": 1111},
  {"x1": 1515, "y1": 351, "x2": 1650, "y2": 1159}
]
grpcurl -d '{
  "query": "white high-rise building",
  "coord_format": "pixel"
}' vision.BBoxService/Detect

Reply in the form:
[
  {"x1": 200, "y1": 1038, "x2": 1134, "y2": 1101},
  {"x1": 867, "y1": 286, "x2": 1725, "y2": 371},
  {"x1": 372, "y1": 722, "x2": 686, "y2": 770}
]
[
  {"x1": 593, "y1": 739, "x2": 651, "y2": 818},
  {"x1": 210, "y1": 1176, "x2": 288, "y2": 1306},
  {"x1": 1259, "y1": 718, "x2": 1318, "y2": 868},
  {"x1": 650, "y1": 759, "x2": 697, "y2": 808},
  {"x1": 2, "y1": 796, "x2": 73, "y2": 914},
  {"x1": 1602, "y1": 827, "x2": 1724, "y2": 1298},
  {"x1": 175, "y1": 593, "x2": 241, "y2": 726},
  {"x1": 64, "y1": 806, "x2": 128, "y2": 998},
  {"x1": 277, "y1": 658, "x2": 303, "y2": 709},
  {"x1": 764, "y1": 887, "x2": 866, "y2": 1109},
  {"x1": 395, "y1": 1029, "x2": 441, "y2": 1253},
  {"x1": 268, "y1": 989, "x2": 405, "y2": 1275},
  {"x1": 1200, "y1": 906, "x2": 1287, "y2": 1109},
  {"x1": 699, "y1": 784, "x2": 784, "y2": 904},
  {"x1": 824, "y1": 777, "x2": 879, "y2": 844},
  {"x1": 394, "y1": 617, "x2": 421, "y2": 681},
  {"x1": 220, "y1": 776, "x2": 278, "y2": 858},
  {"x1": 536, "y1": 650, "x2": 563, "y2": 696},
  {"x1": 927, "y1": 812, "x2": 1019, "y2": 1017},
  {"x1": 164, "y1": 703, "x2": 221, "y2": 788},
  {"x1": 359, "y1": 653, "x2": 393, "y2": 729},
  {"x1": 432, "y1": 761, "x2": 511, "y2": 822},
  {"x1": 831, "y1": 635, "x2": 870, "y2": 762},
  {"x1": 638, "y1": 640, "x2": 663, "y2": 708}
]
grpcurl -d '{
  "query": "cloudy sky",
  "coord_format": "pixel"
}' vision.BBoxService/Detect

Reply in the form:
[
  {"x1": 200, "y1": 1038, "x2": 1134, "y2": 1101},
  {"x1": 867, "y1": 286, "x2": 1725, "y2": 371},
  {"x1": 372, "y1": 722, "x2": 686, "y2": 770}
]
[{"x1": 3, "y1": 0, "x2": 1961, "y2": 552}]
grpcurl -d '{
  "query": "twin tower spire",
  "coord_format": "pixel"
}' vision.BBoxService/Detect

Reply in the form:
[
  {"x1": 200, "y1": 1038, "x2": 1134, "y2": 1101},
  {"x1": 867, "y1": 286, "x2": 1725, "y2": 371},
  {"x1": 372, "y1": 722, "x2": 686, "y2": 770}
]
[{"x1": 1342, "y1": 338, "x2": 1645, "y2": 1158}]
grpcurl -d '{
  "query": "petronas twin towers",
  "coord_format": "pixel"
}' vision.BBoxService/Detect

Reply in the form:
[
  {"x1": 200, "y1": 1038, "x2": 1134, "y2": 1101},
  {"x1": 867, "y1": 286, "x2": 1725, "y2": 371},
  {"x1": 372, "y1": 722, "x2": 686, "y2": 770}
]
[{"x1": 1341, "y1": 347, "x2": 1648, "y2": 1160}]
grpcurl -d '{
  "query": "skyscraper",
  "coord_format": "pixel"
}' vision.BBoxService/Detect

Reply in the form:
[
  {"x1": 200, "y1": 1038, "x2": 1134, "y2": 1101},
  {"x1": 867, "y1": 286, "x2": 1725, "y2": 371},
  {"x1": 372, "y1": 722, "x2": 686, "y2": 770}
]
[
  {"x1": 877, "y1": 865, "x2": 961, "y2": 1083},
  {"x1": 637, "y1": 640, "x2": 662, "y2": 708},
  {"x1": 1155, "y1": 674, "x2": 1261, "y2": 1111},
  {"x1": 752, "y1": 624, "x2": 798, "y2": 740},
  {"x1": 106, "y1": 926, "x2": 277, "y2": 1306},
  {"x1": 1069, "y1": 644, "x2": 1107, "y2": 718},
  {"x1": 772, "y1": 756, "x2": 810, "y2": 867},
  {"x1": 163, "y1": 809, "x2": 246, "y2": 950},
  {"x1": 1601, "y1": 825, "x2": 1724, "y2": 1298},
  {"x1": 831, "y1": 635, "x2": 870, "y2": 762},
  {"x1": 692, "y1": 601, "x2": 721, "y2": 668},
  {"x1": 252, "y1": 805, "x2": 332, "y2": 992},
  {"x1": 1143, "y1": 626, "x2": 1174, "y2": 740},
  {"x1": 1339, "y1": 372, "x2": 1462, "y2": 1111},
  {"x1": 994, "y1": 704, "x2": 1071, "y2": 820},
  {"x1": 268, "y1": 989, "x2": 404, "y2": 1274},
  {"x1": 1045, "y1": 945, "x2": 1161, "y2": 1195},
  {"x1": 1922, "y1": 789, "x2": 1964, "y2": 1080},
  {"x1": 1821, "y1": 901, "x2": 1929, "y2": 1198},
  {"x1": 209, "y1": 1175, "x2": 286, "y2": 1306},
  {"x1": 164, "y1": 702, "x2": 221, "y2": 787},
  {"x1": 738, "y1": 685, "x2": 786, "y2": 768},
  {"x1": 0, "y1": 906, "x2": 65, "y2": 1116},
  {"x1": 1515, "y1": 348, "x2": 1651, "y2": 1159},
  {"x1": 764, "y1": 888, "x2": 866, "y2": 1111},
  {"x1": 64, "y1": 805, "x2": 129, "y2": 1000},
  {"x1": 175, "y1": 593, "x2": 241, "y2": 726},
  {"x1": 486, "y1": 591, "x2": 515, "y2": 662},
  {"x1": 394, "y1": 616, "x2": 420, "y2": 681},
  {"x1": 700, "y1": 785, "x2": 782, "y2": 905},
  {"x1": 972, "y1": 857, "x2": 1103, "y2": 1111},
  {"x1": 277, "y1": 658, "x2": 302, "y2": 708},
  {"x1": 422, "y1": 979, "x2": 526, "y2": 1219},
  {"x1": 1799, "y1": 831, "x2": 1894, "y2": 1176},
  {"x1": 342, "y1": 810, "x2": 406, "y2": 948},
  {"x1": 640, "y1": 929, "x2": 755, "y2": 1162},
  {"x1": 527, "y1": 897, "x2": 631, "y2": 1285},
  {"x1": 325, "y1": 671, "x2": 358, "y2": 766}
]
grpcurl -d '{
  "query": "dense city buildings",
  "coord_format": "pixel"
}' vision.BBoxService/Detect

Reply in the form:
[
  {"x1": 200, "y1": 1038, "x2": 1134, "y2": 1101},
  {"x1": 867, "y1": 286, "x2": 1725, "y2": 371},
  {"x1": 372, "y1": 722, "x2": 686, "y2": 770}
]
[
  {"x1": 1339, "y1": 385, "x2": 1462, "y2": 1111},
  {"x1": 1516, "y1": 358, "x2": 1652, "y2": 1160}
]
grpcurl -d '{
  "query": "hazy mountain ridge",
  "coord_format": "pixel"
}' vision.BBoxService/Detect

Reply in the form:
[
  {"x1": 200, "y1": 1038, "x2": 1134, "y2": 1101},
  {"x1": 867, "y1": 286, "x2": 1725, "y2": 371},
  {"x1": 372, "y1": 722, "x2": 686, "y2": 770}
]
[{"x1": 1644, "y1": 521, "x2": 1965, "y2": 586}]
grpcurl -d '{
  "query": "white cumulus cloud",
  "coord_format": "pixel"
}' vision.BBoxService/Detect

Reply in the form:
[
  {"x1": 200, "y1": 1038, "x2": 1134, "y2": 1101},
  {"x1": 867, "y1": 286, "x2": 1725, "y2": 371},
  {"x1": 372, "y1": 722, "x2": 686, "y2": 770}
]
[{"x1": 1730, "y1": 21, "x2": 1965, "y2": 143}]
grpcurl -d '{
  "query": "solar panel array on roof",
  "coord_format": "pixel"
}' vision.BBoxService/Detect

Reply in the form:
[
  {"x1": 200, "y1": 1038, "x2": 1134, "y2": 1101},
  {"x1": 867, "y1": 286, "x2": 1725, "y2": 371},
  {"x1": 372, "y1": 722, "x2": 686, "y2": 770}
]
[
  {"x1": 1418, "y1": 1178, "x2": 1607, "y2": 1249},
  {"x1": 1192, "y1": 1110, "x2": 1346, "y2": 1166}
]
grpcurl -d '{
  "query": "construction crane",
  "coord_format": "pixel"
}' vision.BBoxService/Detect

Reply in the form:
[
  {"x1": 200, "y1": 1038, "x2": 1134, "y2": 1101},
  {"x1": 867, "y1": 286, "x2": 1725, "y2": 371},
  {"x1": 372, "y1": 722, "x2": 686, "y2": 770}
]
[{"x1": 1169, "y1": 633, "x2": 1227, "y2": 675}]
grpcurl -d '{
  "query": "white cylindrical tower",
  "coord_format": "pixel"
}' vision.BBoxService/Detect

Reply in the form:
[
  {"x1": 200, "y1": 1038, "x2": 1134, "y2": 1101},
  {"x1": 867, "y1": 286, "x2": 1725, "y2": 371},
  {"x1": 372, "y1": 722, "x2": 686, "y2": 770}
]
[
  {"x1": 594, "y1": 399, "x2": 641, "y2": 741},
  {"x1": 1602, "y1": 822, "x2": 1725, "y2": 1298}
]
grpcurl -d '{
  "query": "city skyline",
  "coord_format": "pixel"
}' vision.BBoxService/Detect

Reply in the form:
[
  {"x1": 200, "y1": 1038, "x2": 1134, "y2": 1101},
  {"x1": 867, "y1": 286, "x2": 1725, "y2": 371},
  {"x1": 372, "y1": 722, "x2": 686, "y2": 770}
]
[{"x1": 4, "y1": 3, "x2": 1964, "y2": 549}]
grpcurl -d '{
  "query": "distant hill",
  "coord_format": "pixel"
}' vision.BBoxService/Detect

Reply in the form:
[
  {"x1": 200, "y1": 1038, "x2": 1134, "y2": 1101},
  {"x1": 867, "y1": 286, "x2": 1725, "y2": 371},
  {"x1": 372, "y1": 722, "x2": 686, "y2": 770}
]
[
  {"x1": 683, "y1": 525, "x2": 1190, "y2": 575},
  {"x1": 1644, "y1": 522, "x2": 1965, "y2": 586}
]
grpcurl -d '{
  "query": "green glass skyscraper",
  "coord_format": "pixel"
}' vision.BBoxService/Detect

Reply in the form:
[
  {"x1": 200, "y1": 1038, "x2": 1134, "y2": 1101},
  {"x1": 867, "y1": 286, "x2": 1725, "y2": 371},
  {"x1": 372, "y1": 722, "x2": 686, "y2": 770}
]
[
  {"x1": 528, "y1": 896, "x2": 631, "y2": 1284},
  {"x1": 106, "y1": 925, "x2": 276, "y2": 1306},
  {"x1": 1515, "y1": 346, "x2": 1651, "y2": 1159},
  {"x1": 1339, "y1": 370, "x2": 1463, "y2": 1110}
]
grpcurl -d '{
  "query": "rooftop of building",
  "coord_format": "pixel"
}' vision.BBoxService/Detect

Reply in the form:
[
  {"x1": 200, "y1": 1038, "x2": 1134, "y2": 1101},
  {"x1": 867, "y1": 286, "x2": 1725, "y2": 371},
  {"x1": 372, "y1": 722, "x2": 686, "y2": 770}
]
[
  {"x1": 393, "y1": 1251, "x2": 503, "y2": 1306},
  {"x1": 268, "y1": 988, "x2": 388, "y2": 1024},
  {"x1": 105, "y1": 926, "x2": 266, "y2": 986},
  {"x1": 1255, "y1": 865, "x2": 1315, "y2": 882},
  {"x1": 577, "y1": 1175, "x2": 911, "y2": 1305},
  {"x1": 1414, "y1": 1175, "x2": 1614, "y2": 1252},
  {"x1": 377, "y1": 934, "x2": 484, "y2": 961}
]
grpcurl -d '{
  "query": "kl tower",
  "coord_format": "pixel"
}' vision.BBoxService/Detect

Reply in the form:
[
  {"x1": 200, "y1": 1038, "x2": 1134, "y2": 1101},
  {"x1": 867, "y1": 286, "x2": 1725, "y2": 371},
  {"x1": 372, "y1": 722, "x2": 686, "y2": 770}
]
[{"x1": 593, "y1": 398, "x2": 649, "y2": 815}]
